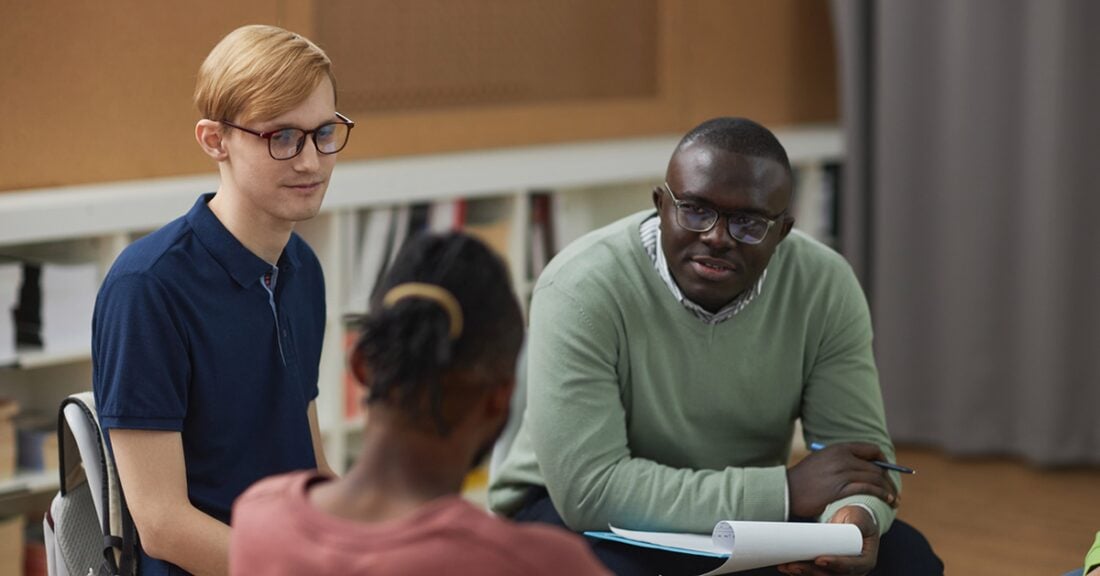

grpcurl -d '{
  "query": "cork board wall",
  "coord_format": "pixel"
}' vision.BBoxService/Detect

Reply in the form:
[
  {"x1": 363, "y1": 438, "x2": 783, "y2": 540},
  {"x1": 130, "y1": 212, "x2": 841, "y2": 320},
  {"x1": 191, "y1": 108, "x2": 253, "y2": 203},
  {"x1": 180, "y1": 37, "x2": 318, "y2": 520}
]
[{"x1": 0, "y1": 0, "x2": 836, "y2": 192}]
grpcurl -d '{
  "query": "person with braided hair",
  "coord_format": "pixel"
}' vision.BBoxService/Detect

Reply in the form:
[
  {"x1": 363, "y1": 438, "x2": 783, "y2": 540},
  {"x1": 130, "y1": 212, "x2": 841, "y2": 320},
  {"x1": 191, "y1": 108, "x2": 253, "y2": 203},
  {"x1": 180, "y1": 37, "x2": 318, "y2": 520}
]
[{"x1": 229, "y1": 232, "x2": 609, "y2": 575}]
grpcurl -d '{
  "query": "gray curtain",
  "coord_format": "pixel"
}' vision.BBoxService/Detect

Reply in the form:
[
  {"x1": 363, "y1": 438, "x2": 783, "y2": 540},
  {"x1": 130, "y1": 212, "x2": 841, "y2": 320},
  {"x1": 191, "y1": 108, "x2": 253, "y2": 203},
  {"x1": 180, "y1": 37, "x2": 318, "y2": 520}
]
[{"x1": 832, "y1": 0, "x2": 1100, "y2": 466}]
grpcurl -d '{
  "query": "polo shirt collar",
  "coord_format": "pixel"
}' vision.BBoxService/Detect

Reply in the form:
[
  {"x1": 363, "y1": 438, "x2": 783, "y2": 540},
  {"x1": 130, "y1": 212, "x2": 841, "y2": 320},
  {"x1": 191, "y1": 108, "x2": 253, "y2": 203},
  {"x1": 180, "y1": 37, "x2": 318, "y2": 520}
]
[{"x1": 186, "y1": 193, "x2": 300, "y2": 288}]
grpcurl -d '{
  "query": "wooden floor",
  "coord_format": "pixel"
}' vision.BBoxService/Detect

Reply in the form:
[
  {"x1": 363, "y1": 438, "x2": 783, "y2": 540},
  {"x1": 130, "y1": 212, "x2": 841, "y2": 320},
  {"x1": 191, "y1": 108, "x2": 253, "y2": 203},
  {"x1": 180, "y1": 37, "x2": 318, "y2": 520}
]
[{"x1": 893, "y1": 445, "x2": 1099, "y2": 575}]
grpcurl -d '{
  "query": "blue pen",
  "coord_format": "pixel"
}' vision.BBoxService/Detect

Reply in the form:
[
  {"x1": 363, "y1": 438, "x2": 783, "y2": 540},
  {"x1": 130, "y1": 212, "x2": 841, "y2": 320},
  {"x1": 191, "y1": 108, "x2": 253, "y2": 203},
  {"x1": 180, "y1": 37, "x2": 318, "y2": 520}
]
[{"x1": 808, "y1": 442, "x2": 917, "y2": 474}]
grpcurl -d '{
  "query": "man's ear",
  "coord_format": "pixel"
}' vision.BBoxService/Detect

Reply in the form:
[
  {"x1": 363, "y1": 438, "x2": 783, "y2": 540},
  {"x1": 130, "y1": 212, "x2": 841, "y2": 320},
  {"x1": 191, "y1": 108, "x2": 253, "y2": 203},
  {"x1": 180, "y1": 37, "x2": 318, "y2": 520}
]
[
  {"x1": 652, "y1": 185, "x2": 664, "y2": 211},
  {"x1": 195, "y1": 119, "x2": 228, "y2": 161},
  {"x1": 779, "y1": 214, "x2": 796, "y2": 242}
]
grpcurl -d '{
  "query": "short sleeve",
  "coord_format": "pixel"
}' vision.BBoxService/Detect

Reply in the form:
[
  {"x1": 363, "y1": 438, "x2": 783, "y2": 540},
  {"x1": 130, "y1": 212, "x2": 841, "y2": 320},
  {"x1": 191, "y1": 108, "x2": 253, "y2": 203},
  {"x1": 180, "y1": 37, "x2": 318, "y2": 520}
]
[{"x1": 93, "y1": 271, "x2": 191, "y2": 432}]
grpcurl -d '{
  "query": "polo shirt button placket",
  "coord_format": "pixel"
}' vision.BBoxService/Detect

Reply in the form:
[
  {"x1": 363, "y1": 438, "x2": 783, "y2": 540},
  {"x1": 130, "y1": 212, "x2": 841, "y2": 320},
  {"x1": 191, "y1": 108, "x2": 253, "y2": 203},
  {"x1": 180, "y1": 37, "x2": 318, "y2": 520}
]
[{"x1": 262, "y1": 266, "x2": 288, "y2": 367}]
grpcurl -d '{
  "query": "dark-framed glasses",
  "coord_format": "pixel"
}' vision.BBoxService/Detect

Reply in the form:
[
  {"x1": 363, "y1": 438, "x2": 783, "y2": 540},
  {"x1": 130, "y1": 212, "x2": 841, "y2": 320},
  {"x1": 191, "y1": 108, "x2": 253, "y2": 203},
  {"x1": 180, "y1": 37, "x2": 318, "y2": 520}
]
[
  {"x1": 660, "y1": 182, "x2": 779, "y2": 245},
  {"x1": 220, "y1": 112, "x2": 355, "y2": 160}
]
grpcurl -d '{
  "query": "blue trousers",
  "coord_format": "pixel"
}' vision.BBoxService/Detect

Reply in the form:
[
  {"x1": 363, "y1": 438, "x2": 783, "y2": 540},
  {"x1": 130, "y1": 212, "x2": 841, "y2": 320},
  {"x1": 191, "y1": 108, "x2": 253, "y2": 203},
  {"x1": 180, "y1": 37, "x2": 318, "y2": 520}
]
[{"x1": 513, "y1": 488, "x2": 944, "y2": 576}]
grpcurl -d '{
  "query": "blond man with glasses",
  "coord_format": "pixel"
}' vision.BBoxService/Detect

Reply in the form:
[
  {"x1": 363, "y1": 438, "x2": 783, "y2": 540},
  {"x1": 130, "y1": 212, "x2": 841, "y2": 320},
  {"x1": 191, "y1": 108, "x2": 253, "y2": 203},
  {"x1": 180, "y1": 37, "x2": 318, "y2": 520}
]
[{"x1": 93, "y1": 25, "x2": 351, "y2": 575}]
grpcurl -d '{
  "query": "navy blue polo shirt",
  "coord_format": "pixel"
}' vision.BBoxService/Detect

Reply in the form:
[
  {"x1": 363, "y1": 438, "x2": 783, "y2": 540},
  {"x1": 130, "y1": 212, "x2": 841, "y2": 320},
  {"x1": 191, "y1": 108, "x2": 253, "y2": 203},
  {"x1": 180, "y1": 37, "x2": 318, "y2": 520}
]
[{"x1": 92, "y1": 193, "x2": 324, "y2": 575}]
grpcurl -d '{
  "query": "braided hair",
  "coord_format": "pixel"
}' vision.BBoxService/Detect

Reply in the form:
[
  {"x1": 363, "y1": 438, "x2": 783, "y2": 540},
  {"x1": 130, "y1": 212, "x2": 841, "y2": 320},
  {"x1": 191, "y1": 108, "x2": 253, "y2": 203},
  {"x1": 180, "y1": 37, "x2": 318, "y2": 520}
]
[{"x1": 352, "y1": 232, "x2": 524, "y2": 435}]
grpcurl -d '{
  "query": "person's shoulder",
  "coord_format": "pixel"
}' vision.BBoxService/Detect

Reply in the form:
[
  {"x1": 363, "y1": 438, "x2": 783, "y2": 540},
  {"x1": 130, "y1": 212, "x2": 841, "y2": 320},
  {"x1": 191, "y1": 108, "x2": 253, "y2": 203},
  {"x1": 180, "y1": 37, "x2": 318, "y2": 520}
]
[
  {"x1": 104, "y1": 214, "x2": 193, "y2": 284},
  {"x1": 777, "y1": 229, "x2": 849, "y2": 268},
  {"x1": 237, "y1": 470, "x2": 314, "y2": 505},
  {"x1": 773, "y1": 229, "x2": 859, "y2": 286},
  {"x1": 287, "y1": 231, "x2": 321, "y2": 269},
  {"x1": 230, "y1": 472, "x2": 322, "y2": 574},
  {"x1": 536, "y1": 211, "x2": 650, "y2": 294},
  {"x1": 232, "y1": 471, "x2": 319, "y2": 531}
]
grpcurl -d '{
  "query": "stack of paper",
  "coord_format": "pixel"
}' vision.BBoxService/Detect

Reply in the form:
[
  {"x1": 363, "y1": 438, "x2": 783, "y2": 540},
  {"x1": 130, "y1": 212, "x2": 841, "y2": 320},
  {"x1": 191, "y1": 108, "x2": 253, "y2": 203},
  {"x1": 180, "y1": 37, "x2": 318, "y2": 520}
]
[
  {"x1": 39, "y1": 262, "x2": 98, "y2": 355},
  {"x1": 587, "y1": 521, "x2": 862, "y2": 575},
  {"x1": 0, "y1": 263, "x2": 20, "y2": 365}
]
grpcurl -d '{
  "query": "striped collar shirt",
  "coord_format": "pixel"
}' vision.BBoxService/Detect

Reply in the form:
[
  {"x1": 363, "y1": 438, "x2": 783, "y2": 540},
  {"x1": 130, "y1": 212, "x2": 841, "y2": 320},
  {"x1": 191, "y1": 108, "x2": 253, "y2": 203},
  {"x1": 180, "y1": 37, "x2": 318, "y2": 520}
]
[{"x1": 640, "y1": 215, "x2": 766, "y2": 325}]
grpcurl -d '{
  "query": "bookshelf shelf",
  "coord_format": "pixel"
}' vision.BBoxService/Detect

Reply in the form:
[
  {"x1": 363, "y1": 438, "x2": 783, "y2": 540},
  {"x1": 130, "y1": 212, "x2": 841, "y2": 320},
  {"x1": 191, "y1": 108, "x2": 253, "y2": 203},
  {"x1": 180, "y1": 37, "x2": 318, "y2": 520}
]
[
  {"x1": 0, "y1": 469, "x2": 57, "y2": 498},
  {"x1": 0, "y1": 125, "x2": 844, "y2": 479},
  {"x1": 0, "y1": 469, "x2": 58, "y2": 517},
  {"x1": 0, "y1": 126, "x2": 842, "y2": 245},
  {"x1": 8, "y1": 346, "x2": 92, "y2": 370}
]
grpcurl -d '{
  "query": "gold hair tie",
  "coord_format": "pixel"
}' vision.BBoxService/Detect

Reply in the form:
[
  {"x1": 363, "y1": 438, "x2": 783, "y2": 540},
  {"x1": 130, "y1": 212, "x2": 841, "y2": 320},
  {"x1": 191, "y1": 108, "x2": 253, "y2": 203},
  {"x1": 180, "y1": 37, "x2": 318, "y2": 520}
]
[{"x1": 382, "y1": 283, "x2": 464, "y2": 340}]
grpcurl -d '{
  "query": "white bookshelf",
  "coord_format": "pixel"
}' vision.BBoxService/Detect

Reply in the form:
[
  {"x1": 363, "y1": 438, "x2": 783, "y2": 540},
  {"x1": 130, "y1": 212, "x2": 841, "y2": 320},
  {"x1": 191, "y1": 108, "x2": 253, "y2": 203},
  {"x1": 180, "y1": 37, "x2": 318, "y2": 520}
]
[
  {"x1": 0, "y1": 125, "x2": 842, "y2": 245},
  {"x1": 0, "y1": 469, "x2": 57, "y2": 499},
  {"x1": 0, "y1": 125, "x2": 844, "y2": 482},
  {"x1": 11, "y1": 346, "x2": 92, "y2": 370}
]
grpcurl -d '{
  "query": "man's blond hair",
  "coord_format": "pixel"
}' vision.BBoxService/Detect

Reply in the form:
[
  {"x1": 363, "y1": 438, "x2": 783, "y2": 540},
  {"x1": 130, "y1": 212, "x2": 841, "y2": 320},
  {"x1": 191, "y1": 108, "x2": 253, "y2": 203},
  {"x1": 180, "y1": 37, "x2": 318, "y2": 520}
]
[{"x1": 195, "y1": 25, "x2": 335, "y2": 125}]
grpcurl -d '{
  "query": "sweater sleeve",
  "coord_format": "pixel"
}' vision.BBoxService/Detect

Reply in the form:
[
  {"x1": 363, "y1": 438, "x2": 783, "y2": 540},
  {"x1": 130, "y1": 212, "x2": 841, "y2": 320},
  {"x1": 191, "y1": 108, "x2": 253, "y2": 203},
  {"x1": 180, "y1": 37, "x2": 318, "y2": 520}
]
[
  {"x1": 1086, "y1": 532, "x2": 1100, "y2": 574},
  {"x1": 525, "y1": 283, "x2": 787, "y2": 533},
  {"x1": 799, "y1": 263, "x2": 899, "y2": 533}
]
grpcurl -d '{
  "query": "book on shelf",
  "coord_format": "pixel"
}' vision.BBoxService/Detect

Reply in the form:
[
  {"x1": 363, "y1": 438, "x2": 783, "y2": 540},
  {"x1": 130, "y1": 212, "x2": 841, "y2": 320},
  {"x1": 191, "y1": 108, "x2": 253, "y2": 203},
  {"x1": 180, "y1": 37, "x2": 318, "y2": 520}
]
[
  {"x1": 823, "y1": 162, "x2": 842, "y2": 244},
  {"x1": 15, "y1": 413, "x2": 58, "y2": 473},
  {"x1": 340, "y1": 209, "x2": 363, "y2": 313},
  {"x1": 407, "y1": 203, "x2": 432, "y2": 237},
  {"x1": 585, "y1": 521, "x2": 861, "y2": 576},
  {"x1": 347, "y1": 207, "x2": 398, "y2": 315},
  {"x1": 463, "y1": 198, "x2": 515, "y2": 265},
  {"x1": 791, "y1": 162, "x2": 842, "y2": 247},
  {"x1": 527, "y1": 192, "x2": 556, "y2": 282},
  {"x1": 11, "y1": 260, "x2": 97, "y2": 357},
  {"x1": 428, "y1": 199, "x2": 467, "y2": 233},
  {"x1": 0, "y1": 262, "x2": 20, "y2": 365},
  {"x1": 348, "y1": 200, "x2": 465, "y2": 315},
  {"x1": 385, "y1": 204, "x2": 413, "y2": 270},
  {"x1": 0, "y1": 399, "x2": 18, "y2": 482},
  {"x1": 12, "y1": 263, "x2": 41, "y2": 348}
]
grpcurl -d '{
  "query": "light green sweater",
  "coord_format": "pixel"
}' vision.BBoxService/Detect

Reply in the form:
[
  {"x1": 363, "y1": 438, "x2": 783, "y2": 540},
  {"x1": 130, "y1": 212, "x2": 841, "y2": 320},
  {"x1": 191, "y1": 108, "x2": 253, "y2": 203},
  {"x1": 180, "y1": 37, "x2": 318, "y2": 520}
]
[{"x1": 489, "y1": 211, "x2": 898, "y2": 534}]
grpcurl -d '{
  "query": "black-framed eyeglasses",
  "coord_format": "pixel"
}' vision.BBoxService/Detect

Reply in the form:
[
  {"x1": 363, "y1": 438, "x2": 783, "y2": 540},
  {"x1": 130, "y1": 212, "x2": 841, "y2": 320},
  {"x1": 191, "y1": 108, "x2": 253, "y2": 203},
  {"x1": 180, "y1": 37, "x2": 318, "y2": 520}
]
[
  {"x1": 659, "y1": 182, "x2": 780, "y2": 245},
  {"x1": 220, "y1": 112, "x2": 355, "y2": 160}
]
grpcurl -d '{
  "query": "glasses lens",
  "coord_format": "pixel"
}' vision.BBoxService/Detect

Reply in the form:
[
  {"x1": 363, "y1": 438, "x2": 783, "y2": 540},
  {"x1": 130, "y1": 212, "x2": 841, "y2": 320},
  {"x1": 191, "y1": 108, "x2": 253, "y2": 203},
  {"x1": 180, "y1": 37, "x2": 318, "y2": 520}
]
[
  {"x1": 269, "y1": 128, "x2": 306, "y2": 160},
  {"x1": 675, "y1": 203, "x2": 718, "y2": 232},
  {"x1": 315, "y1": 123, "x2": 350, "y2": 155},
  {"x1": 728, "y1": 213, "x2": 769, "y2": 244}
]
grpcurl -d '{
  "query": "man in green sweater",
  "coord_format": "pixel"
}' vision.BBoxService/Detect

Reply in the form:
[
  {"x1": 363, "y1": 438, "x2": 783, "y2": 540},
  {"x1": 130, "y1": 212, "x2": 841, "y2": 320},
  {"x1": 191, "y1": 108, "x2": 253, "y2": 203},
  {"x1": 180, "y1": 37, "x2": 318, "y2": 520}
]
[{"x1": 489, "y1": 118, "x2": 942, "y2": 575}]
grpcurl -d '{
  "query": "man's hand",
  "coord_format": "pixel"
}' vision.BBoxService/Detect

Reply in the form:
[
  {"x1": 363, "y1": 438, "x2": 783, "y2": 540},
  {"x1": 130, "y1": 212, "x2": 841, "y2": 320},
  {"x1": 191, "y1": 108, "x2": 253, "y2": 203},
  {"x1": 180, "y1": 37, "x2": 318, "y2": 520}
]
[
  {"x1": 777, "y1": 505, "x2": 879, "y2": 576},
  {"x1": 787, "y1": 442, "x2": 898, "y2": 518}
]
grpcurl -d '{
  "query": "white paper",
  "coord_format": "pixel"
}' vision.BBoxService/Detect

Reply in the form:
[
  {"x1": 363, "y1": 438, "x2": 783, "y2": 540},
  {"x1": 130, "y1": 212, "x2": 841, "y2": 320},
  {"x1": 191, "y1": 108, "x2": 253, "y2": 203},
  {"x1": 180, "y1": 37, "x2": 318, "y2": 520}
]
[
  {"x1": 608, "y1": 521, "x2": 862, "y2": 575},
  {"x1": 40, "y1": 262, "x2": 98, "y2": 355}
]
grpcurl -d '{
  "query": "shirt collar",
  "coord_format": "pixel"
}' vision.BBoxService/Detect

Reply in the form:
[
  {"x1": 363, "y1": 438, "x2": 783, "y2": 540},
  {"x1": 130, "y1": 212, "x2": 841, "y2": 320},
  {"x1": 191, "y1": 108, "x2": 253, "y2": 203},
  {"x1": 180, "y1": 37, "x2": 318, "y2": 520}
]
[
  {"x1": 186, "y1": 193, "x2": 300, "y2": 288},
  {"x1": 640, "y1": 215, "x2": 766, "y2": 324}
]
